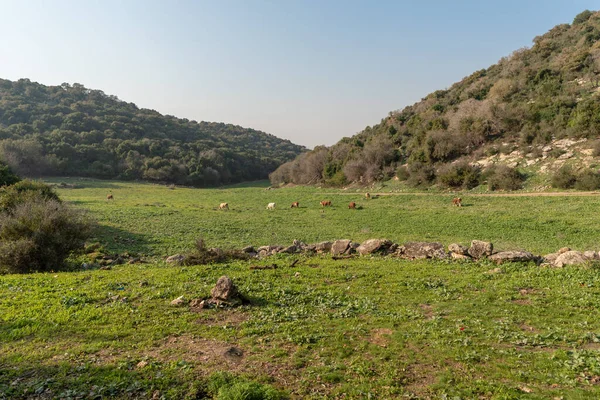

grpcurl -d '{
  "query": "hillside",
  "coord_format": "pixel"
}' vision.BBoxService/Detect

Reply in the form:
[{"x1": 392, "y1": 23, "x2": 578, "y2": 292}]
[
  {"x1": 0, "y1": 79, "x2": 306, "y2": 186},
  {"x1": 271, "y1": 10, "x2": 600, "y2": 190}
]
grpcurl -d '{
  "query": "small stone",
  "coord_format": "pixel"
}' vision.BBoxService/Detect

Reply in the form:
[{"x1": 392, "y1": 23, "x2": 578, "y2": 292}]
[
  {"x1": 136, "y1": 360, "x2": 148, "y2": 369},
  {"x1": 486, "y1": 267, "x2": 502, "y2": 274},
  {"x1": 170, "y1": 296, "x2": 186, "y2": 306},
  {"x1": 190, "y1": 298, "x2": 206, "y2": 309},
  {"x1": 211, "y1": 276, "x2": 240, "y2": 303}
]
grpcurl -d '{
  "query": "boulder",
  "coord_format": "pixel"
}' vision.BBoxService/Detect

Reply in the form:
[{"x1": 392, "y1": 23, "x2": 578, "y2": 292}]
[
  {"x1": 468, "y1": 240, "x2": 493, "y2": 259},
  {"x1": 448, "y1": 243, "x2": 469, "y2": 255},
  {"x1": 554, "y1": 251, "x2": 590, "y2": 267},
  {"x1": 257, "y1": 245, "x2": 282, "y2": 257},
  {"x1": 558, "y1": 247, "x2": 571, "y2": 254},
  {"x1": 315, "y1": 241, "x2": 333, "y2": 253},
  {"x1": 489, "y1": 251, "x2": 536, "y2": 265},
  {"x1": 543, "y1": 252, "x2": 560, "y2": 264},
  {"x1": 293, "y1": 239, "x2": 307, "y2": 250},
  {"x1": 584, "y1": 250, "x2": 599, "y2": 260},
  {"x1": 451, "y1": 252, "x2": 471, "y2": 260},
  {"x1": 331, "y1": 239, "x2": 352, "y2": 256},
  {"x1": 241, "y1": 246, "x2": 255, "y2": 253},
  {"x1": 279, "y1": 245, "x2": 298, "y2": 254},
  {"x1": 357, "y1": 239, "x2": 393, "y2": 255},
  {"x1": 398, "y1": 242, "x2": 447, "y2": 259},
  {"x1": 211, "y1": 276, "x2": 240, "y2": 303},
  {"x1": 166, "y1": 254, "x2": 186, "y2": 264}
]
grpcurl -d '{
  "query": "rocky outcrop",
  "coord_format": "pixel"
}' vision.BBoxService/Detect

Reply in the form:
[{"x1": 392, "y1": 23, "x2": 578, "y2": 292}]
[
  {"x1": 357, "y1": 239, "x2": 393, "y2": 255},
  {"x1": 398, "y1": 242, "x2": 447, "y2": 260},
  {"x1": 468, "y1": 240, "x2": 493, "y2": 259}
]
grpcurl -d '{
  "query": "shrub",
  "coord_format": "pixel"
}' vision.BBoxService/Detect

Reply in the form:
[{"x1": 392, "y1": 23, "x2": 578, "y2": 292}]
[
  {"x1": 551, "y1": 165, "x2": 577, "y2": 189},
  {"x1": 0, "y1": 179, "x2": 60, "y2": 211},
  {"x1": 406, "y1": 162, "x2": 436, "y2": 188},
  {"x1": 0, "y1": 162, "x2": 20, "y2": 187},
  {"x1": 573, "y1": 10, "x2": 593, "y2": 25},
  {"x1": 437, "y1": 162, "x2": 481, "y2": 189},
  {"x1": 396, "y1": 165, "x2": 410, "y2": 181},
  {"x1": 485, "y1": 165, "x2": 525, "y2": 191},
  {"x1": 0, "y1": 198, "x2": 93, "y2": 273},
  {"x1": 183, "y1": 237, "x2": 250, "y2": 265},
  {"x1": 575, "y1": 169, "x2": 600, "y2": 190}
]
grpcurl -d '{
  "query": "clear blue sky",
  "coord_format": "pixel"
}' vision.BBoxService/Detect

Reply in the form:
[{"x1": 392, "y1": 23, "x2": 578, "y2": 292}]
[{"x1": 0, "y1": 0, "x2": 597, "y2": 148}]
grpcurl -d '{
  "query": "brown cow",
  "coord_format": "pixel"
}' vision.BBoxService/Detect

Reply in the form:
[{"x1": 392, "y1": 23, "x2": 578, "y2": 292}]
[
  {"x1": 348, "y1": 201, "x2": 356, "y2": 209},
  {"x1": 320, "y1": 200, "x2": 332, "y2": 207},
  {"x1": 291, "y1": 202, "x2": 299, "y2": 208},
  {"x1": 365, "y1": 192, "x2": 371, "y2": 200},
  {"x1": 107, "y1": 193, "x2": 114, "y2": 200},
  {"x1": 452, "y1": 197, "x2": 462, "y2": 207}
]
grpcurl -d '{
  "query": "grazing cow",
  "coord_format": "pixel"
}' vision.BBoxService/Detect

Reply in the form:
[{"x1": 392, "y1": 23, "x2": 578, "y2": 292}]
[
  {"x1": 452, "y1": 197, "x2": 462, "y2": 207},
  {"x1": 365, "y1": 192, "x2": 371, "y2": 200},
  {"x1": 219, "y1": 202, "x2": 229, "y2": 210},
  {"x1": 267, "y1": 202, "x2": 276, "y2": 210},
  {"x1": 291, "y1": 202, "x2": 299, "y2": 208},
  {"x1": 348, "y1": 201, "x2": 356, "y2": 209},
  {"x1": 320, "y1": 200, "x2": 332, "y2": 207},
  {"x1": 106, "y1": 193, "x2": 114, "y2": 200}
]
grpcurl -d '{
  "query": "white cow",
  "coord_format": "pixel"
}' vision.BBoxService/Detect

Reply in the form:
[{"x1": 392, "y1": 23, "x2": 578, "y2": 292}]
[
  {"x1": 266, "y1": 202, "x2": 276, "y2": 210},
  {"x1": 219, "y1": 202, "x2": 229, "y2": 210}
]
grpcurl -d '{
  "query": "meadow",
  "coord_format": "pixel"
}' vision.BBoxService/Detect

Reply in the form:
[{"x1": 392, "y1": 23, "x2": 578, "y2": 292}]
[{"x1": 3, "y1": 178, "x2": 600, "y2": 399}]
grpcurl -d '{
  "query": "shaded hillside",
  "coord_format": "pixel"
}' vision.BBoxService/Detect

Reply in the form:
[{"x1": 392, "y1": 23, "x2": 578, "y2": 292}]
[
  {"x1": 0, "y1": 79, "x2": 306, "y2": 186},
  {"x1": 271, "y1": 10, "x2": 600, "y2": 189}
]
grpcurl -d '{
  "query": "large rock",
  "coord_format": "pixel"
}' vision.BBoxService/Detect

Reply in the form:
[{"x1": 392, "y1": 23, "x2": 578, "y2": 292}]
[
  {"x1": 331, "y1": 239, "x2": 352, "y2": 256},
  {"x1": 211, "y1": 276, "x2": 240, "y2": 303},
  {"x1": 357, "y1": 239, "x2": 393, "y2": 255},
  {"x1": 584, "y1": 250, "x2": 599, "y2": 260},
  {"x1": 468, "y1": 240, "x2": 493, "y2": 259},
  {"x1": 398, "y1": 242, "x2": 447, "y2": 260},
  {"x1": 166, "y1": 254, "x2": 186, "y2": 264},
  {"x1": 279, "y1": 245, "x2": 298, "y2": 254},
  {"x1": 543, "y1": 252, "x2": 560, "y2": 264},
  {"x1": 315, "y1": 241, "x2": 333, "y2": 253},
  {"x1": 448, "y1": 243, "x2": 469, "y2": 255},
  {"x1": 257, "y1": 245, "x2": 282, "y2": 257},
  {"x1": 489, "y1": 251, "x2": 536, "y2": 265},
  {"x1": 554, "y1": 251, "x2": 590, "y2": 267}
]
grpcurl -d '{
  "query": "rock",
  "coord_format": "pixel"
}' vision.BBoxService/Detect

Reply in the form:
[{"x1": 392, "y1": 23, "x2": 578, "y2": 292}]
[
  {"x1": 543, "y1": 252, "x2": 560, "y2": 264},
  {"x1": 554, "y1": 251, "x2": 590, "y2": 267},
  {"x1": 189, "y1": 298, "x2": 206, "y2": 309},
  {"x1": 331, "y1": 239, "x2": 352, "y2": 256},
  {"x1": 584, "y1": 250, "x2": 599, "y2": 260},
  {"x1": 489, "y1": 251, "x2": 536, "y2": 264},
  {"x1": 257, "y1": 245, "x2": 282, "y2": 257},
  {"x1": 166, "y1": 254, "x2": 186, "y2": 264},
  {"x1": 468, "y1": 240, "x2": 493, "y2": 259},
  {"x1": 223, "y1": 346, "x2": 244, "y2": 361},
  {"x1": 136, "y1": 360, "x2": 148, "y2": 369},
  {"x1": 279, "y1": 245, "x2": 298, "y2": 254},
  {"x1": 99, "y1": 265, "x2": 112, "y2": 270},
  {"x1": 293, "y1": 239, "x2": 307, "y2": 250},
  {"x1": 398, "y1": 242, "x2": 447, "y2": 259},
  {"x1": 451, "y1": 252, "x2": 471, "y2": 260},
  {"x1": 211, "y1": 276, "x2": 240, "y2": 303},
  {"x1": 558, "y1": 247, "x2": 571, "y2": 254},
  {"x1": 242, "y1": 245, "x2": 255, "y2": 253},
  {"x1": 315, "y1": 241, "x2": 333, "y2": 253},
  {"x1": 448, "y1": 243, "x2": 469, "y2": 255},
  {"x1": 357, "y1": 239, "x2": 393, "y2": 255},
  {"x1": 171, "y1": 296, "x2": 186, "y2": 306}
]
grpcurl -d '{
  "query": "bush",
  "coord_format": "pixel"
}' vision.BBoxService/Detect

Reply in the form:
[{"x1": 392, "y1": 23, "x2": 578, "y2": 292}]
[
  {"x1": 485, "y1": 165, "x2": 525, "y2": 191},
  {"x1": 551, "y1": 165, "x2": 577, "y2": 189},
  {"x1": 575, "y1": 169, "x2": 600, "y2": 190},
  {"x1": 573, "y1": 10, "x2": 593, "y2": 25},
  {"x1": 0, "y1": 198, "x2": 93, "y2": 273},
  {"x1": 0, "y1": 179, "x2": 60, "y2": 211},
  {"x1": 0, "y1": 162, "x2": 20, "y2": 187},
  {"x1": 406, "y1": 162, "x2": 436, "y2": 188},
  {"x1": 437, "y1": 162, "x2": 481, "y2": 189},
  {"x1": 183, "y1": 237, "x2": 250, "y2": 265},
  {"x1": 396, "y1": 165, "x2": 410, "y2": 181}
]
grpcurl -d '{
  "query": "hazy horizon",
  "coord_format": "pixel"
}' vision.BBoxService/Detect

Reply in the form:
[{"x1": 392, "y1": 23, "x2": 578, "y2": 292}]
[{"x1": 1, "y1": 0, "x2": 597, "y2": 148}]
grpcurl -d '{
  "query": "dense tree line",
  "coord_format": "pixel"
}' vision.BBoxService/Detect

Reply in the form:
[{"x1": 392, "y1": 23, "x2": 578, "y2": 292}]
[
  {"x1": 0, "y1": 79, "x2": 306, "y2": 186},
  {"x1": 272, "y1": 10, "x2": 600, "y2": 188}
]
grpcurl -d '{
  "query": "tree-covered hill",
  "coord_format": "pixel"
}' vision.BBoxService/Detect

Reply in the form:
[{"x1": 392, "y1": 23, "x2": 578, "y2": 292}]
[
  {"x1": 271, "y1": 10, "x2": 600, "y2": 189},
  {"x1": 0, "y1": 79, "x2": 306, "y2": 186}
]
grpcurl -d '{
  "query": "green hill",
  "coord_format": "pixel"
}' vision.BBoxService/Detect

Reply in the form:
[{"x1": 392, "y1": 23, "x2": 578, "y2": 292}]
[
  {"x1": 0, "y1": 79, "x2": 306, "y2": 186},
  {"x1": 271, "y1": 10, "x2": 600, "y2": 190}
]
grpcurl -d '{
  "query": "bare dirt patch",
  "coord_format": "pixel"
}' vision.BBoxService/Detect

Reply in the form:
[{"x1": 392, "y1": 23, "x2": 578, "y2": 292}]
[
  {"x1": 195, "y1": 309, "x2": 249, "y2": 328},
  {"x1": 419, "y1": 304, "x2": 434, "y2": 319},
  {"x1": 367, "y1": 328, "x2": 394, "y2": 347}
]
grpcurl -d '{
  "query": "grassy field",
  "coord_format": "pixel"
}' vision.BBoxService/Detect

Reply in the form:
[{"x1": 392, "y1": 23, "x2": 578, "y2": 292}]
[{"x1": 3, "y1": 178, "x2": 600, "y2": 399}]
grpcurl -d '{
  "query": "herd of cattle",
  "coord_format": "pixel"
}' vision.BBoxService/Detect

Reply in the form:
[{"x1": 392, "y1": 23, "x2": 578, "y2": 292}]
[{"x1": 107, "y1": 191, "x2": 463, "y2": 209}]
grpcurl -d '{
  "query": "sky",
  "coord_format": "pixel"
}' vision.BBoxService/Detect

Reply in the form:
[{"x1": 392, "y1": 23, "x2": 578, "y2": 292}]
[{"x1": 0, "y1": 1, "x2": 598, "y2": 148}]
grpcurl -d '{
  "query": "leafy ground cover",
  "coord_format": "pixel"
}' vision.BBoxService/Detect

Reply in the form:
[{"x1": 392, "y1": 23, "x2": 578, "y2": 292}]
[{"x1": 3, "y1": 178, "x2": 600, "y2": 399}]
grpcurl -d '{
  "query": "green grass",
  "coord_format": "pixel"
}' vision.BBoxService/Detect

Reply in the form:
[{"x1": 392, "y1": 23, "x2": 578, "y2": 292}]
[{"x1": 3, "y1": 177, "x2": 600, "y2": 398}]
